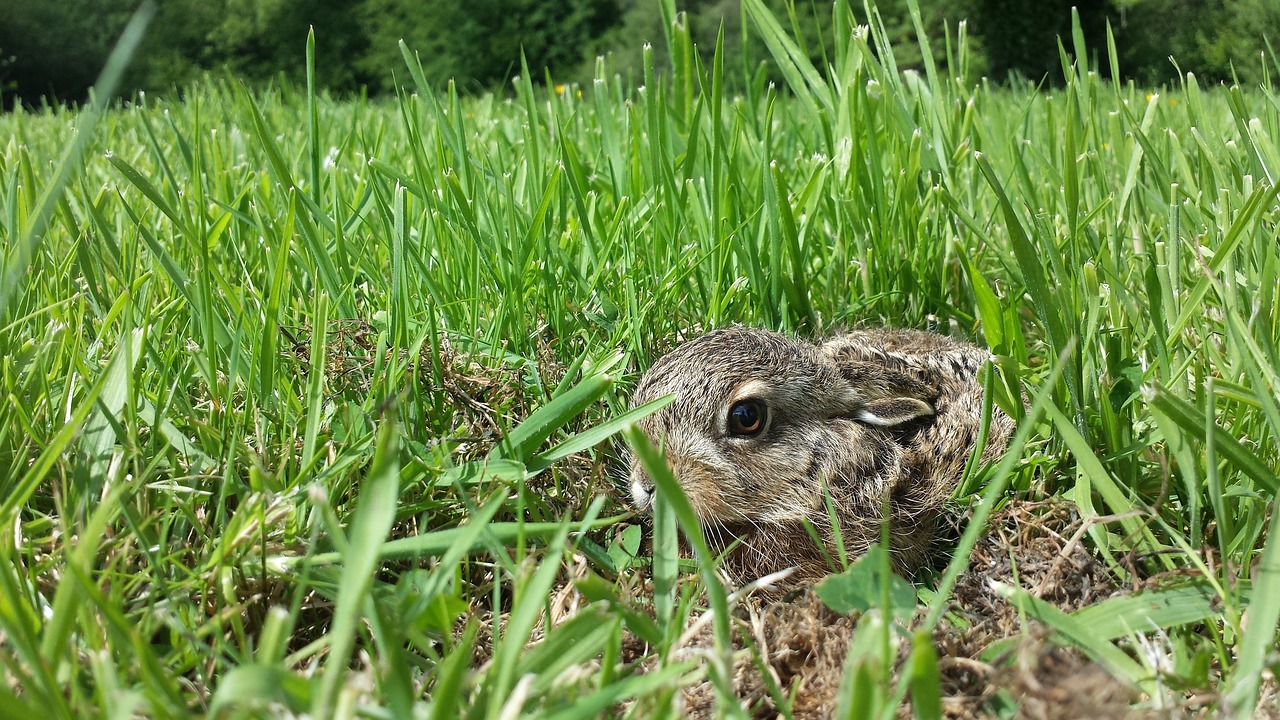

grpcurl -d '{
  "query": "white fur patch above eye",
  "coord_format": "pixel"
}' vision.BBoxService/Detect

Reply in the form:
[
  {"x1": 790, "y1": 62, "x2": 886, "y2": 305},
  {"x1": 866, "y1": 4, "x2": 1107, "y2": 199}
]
[
  {"x1": 856, "y1": 409, "x2": 899, "y2": 427},
  {"x1": 857, "y1": 397, "x2": 935, "y2": 427},
  {"x1": 729, "y1": 378, "x2": 773, "y2": 403}
]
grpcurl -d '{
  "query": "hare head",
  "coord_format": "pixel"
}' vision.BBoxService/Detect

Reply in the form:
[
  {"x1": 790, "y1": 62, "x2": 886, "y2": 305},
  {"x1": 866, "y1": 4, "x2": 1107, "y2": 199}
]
[{"x1": 627, "y1": 326, "x2": 970, "y2": 584}]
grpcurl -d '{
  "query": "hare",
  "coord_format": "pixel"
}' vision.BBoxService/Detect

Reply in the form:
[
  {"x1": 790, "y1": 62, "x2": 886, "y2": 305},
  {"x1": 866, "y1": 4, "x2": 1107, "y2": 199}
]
[{"x1": 627, "y1": 326, "x2": 1014, "y2": 587}]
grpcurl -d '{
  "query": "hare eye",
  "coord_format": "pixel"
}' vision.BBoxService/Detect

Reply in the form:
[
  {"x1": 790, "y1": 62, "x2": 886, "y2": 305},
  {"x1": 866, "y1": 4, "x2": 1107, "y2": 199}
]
[{"x1": 727, "y1": 400, "x2": 767, "y2": 437}]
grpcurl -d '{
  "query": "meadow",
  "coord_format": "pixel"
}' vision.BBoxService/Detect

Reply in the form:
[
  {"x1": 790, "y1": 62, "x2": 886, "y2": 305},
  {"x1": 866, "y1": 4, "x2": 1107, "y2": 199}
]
[{"x1": 2, "y1": 0, "x2": 1279, "y2": 717}]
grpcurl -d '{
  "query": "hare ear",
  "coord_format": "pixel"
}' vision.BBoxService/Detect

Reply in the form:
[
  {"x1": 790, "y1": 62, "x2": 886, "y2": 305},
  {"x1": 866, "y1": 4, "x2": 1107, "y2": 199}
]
[
  {"x1": 857, "y1": 397, "x2": 935, "y2": 427},
  {"x1": 825, "y1": 358, "x2": 938, "y2": 426},
  {"x1": 831, "y1": 360, "x2": 939, "y2": 401}
]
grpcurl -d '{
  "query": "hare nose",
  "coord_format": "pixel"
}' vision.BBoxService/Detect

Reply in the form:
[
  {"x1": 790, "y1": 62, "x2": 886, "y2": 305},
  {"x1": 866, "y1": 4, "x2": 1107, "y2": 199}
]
[{"x1": 630, "y1": 473, "x2": 655, "y2": 511}]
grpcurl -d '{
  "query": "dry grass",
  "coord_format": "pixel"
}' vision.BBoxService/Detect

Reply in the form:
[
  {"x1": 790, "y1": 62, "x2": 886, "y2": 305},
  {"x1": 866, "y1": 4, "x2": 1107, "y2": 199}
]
[{"x1": 564, "y1": 499, "x2": 1219, "y2": 719}]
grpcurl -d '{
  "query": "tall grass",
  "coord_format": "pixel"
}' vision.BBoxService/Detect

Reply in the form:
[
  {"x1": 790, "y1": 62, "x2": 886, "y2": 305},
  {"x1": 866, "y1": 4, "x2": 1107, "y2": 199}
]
[{"x1": 1, "y1": 0, "x2": 1278, "y2": 716}]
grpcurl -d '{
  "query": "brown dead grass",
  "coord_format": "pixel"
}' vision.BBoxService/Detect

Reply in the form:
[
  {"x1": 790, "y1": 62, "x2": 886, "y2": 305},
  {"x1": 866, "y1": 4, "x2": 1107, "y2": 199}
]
[
  {"x1": 647, "y1": 499, "x2": 1177, "y2": 719},
  {"x1": 635, "y1": 499, "x2": 1280, "y2": 719},
  {"x1": 933, "y1": 499, "x2": 1133, "y2": 718}
]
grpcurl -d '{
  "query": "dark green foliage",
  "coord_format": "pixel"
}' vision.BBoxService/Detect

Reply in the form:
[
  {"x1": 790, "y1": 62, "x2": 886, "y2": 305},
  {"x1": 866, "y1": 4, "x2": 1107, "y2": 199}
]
[
  {"x1": 196, "y1": 0, "x2": 369, "y2": 92},
  {"x1": 0, "y1": 0, "x2": 370, "y2": 106},
  {"x1": 0, "y1": 0, "x2": 137, "y2": 106},
  {"x1": 358, "y1": 0, "x2": 619, "y2": 92},
  {"x1": 2, "y1": 0, "x2": 1279, "y2": 106},
  {"x1": 600, "y1": 0, "x2": 1278, "y2": 90},
  {"x1": 593, "y1": 0, "x2": 962, "y2": 91},
  {"x1": 1116, "y1": 0, "x2": 1280, "y2": 85},
  {"x1": 970, "y1": 0, "x2": 1117, "y2": 80},
  {"x1": 128, "y1": 0, "x2": 369, "y2": 94}
]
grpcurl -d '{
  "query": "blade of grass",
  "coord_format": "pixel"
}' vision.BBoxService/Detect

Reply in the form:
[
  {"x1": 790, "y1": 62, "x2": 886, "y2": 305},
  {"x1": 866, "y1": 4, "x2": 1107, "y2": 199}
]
[
  {"x1": 765, "y1": 161, "x2": 817, "y2": 330},
  {"x1": 79, "y1": 329, "x2": 143, "y2": 489},
  {"x1": 0, "y1": 3, "x2": 153, "y2": 323},
  {"x1": 741, "y1": 0, "x2": 832, "y2": 116},
  {"x1": 482, "y1": 502, "x2": 592, "y2": 719},
  {"x1": 270, "y1": 513, "x2": 621, "y2": 569},
  {"x1": 1166, "y1": 182, "x2": 1280, "y2": 343},
  {"x1": 312, "y1": 402, "x2": 401, "y2": 718},
  {"x1": 923, "y1": 343, "x2": 1069, "y2": 631},
  {"x1": 533, "y1": 662, "x2": 698, "y2": 720},
  {"x1": 975, "y1": 152, "x2": 1084, "y2": 430},
  {"x1": 306, "y1": 27, "x2": 321, "y2": 206},
  {"x1": 1043, "y1": 401, "x2": 1162, "y2": 557},
  {"x1": 1, "y1": 343, "x2": 121, "y2": 520},
  {"x1": 0, "y1": 685, "x2": 43, "y2": 720},
  {"x1": 625, "y1": 424, "x2": 743, "y2": 718},
  {"x1": 427, "y1": 620, "x2": 479, "y2": 720},
  {"x1": 1225, "y1": 499, "x2": 1280, "y2": 718},
  {"x1": 529, "y1": 393, "x2": 675, "y2": 472},
  {"x1": 491, "y1": 369, "x2": 615, "y2": 463},
  {"x1": 994, "y1": 581, "x2": 1150, "y2": 688},
  {"x1": 1069, "y1": 580, "x2": 1234, "y2": 640},
  {"x1": 1146, "y1": 383, "x2": 1278, "y2": 495},
  {"x1": 907, "y1": 630, "x2": 942, "y2": 720},
  {"x1": 299, "y1": 291, "x2": 329, "y2": 476},
  {"x1": 209, "y1": 664, "x2": 310, "y2": 716}
]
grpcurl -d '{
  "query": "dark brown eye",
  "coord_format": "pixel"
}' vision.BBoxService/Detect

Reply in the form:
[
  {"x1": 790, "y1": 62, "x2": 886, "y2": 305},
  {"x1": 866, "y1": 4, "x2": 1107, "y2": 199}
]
[{"x1": 727, "y1": 400, "x2": 767, "y2": 437}]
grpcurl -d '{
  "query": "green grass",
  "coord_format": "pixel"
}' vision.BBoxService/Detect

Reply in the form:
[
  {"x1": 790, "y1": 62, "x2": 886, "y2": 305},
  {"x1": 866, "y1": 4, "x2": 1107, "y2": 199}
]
[{"x1": 2, "y1": 1, "x2": 1279, "y2": 717}]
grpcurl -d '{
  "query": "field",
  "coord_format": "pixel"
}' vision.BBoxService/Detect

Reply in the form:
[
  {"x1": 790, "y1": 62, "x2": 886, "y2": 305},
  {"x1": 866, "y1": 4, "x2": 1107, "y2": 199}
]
[{"x1": 2, "y1": 1, "x2": 1279, "y2": 717}]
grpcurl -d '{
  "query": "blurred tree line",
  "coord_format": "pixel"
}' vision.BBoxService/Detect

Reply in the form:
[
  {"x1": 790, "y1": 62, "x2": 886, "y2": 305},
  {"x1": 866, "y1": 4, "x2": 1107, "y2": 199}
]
[{"x1": 1, "y1": 0, "x2": 1277, "y2": 107}]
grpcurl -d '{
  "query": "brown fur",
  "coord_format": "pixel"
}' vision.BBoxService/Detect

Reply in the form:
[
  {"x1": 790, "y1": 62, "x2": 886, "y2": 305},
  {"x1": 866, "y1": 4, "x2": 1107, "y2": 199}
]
[{"x1": 628, "y1": 326, "x2": 1015, "y2": 587}]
